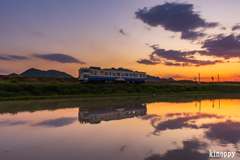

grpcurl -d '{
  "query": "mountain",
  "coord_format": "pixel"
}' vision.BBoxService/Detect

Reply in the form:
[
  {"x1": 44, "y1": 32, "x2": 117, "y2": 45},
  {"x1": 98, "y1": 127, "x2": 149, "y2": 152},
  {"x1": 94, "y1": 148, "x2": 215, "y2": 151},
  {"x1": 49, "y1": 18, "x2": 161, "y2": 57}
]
[
  {"x1": 20, "y1": 68, "x2": 73, "y2": 78},
  {"x1": 9, "y1": 73, "x2": 19, "y2": 76},
  {"x1": 147, "y1": 75, "x2": 174, "y2": 81}
]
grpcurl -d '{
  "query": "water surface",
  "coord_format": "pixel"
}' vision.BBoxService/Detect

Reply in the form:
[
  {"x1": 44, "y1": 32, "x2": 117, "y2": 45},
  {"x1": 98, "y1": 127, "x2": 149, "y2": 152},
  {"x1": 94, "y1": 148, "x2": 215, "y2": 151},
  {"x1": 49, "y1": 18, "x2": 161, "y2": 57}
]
[{"x1": 1, "y1": 96, "x2": 240, "y2": 160}]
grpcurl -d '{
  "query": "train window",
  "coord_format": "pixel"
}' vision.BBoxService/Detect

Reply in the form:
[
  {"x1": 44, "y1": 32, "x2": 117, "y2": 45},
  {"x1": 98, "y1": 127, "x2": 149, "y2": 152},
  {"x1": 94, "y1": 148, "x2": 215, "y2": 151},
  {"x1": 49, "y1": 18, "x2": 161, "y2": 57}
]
[
  {"x1": 112, "y1": 72, "x2": 116, "y2": 76},
  {"x1": 140, "y1": 74, "x2": 142, "y2": 77},
  {"x1": 129, "y1": 73, "x2": 132, "y2": 77},
  {"x1": 121, "y1": 73, "x2": 124, "y2": 76},
  {"x1": 109, "y1": 72, "x2": 111, "y2": 75},
  {"x1": 117, "y1": 113, "x2": 120, "y2": 117},
  {"x1": 133, "y1": 74, "x2": 135, "y2": 77},
  {"x1": 93, "y1": 71, "x2": 97, "y2": 75},
  {"x1": 125, "y1": 73, "x2": 128, "y2": 76},
  {"x1": 135, "y1": 74, "x2": 138, "y2": 77},
  {"x1": 100, "y1": 71, "x2": 104, "y2": 75},
  {"x1": 105, "y1": 72, "x2": 108, "y2": 75},
  {"x1": 117, "y1": 73, "x2": 120, "y2": 76},
  {"x1": 91, "y1": 71, "x2": 92, "y2": 74}
]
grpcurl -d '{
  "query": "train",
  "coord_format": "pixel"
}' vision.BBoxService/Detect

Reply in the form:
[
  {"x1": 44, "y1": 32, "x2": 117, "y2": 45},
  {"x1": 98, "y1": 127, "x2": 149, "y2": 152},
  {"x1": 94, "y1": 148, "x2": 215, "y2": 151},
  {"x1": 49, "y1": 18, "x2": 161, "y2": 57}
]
[
  {"x1": 78, "y1": 104, "x2": 147, "y2": 124},
  {"x1": 78, "y1": 66, "x2": 146, "y2": 83}
]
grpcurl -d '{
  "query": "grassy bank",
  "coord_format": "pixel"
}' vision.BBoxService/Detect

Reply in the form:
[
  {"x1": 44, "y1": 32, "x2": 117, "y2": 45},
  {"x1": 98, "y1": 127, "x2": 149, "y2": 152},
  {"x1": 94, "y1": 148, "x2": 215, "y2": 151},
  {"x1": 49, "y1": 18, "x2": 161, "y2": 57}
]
[{"x1": 1, "y1": 81, "x2": 240, "y2": 100}]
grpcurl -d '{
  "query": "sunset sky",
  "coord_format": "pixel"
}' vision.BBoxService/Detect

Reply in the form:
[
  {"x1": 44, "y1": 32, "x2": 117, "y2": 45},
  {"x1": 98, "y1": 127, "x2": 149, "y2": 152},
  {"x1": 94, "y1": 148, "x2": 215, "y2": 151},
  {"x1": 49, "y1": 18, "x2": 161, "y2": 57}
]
[{"x1": 1, "y1": 0, "x2": 240, "y2": 81}]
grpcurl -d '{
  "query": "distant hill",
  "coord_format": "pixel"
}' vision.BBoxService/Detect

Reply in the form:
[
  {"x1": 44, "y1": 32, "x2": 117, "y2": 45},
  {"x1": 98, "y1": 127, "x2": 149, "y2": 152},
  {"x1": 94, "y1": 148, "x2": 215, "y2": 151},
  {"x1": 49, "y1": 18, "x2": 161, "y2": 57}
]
[
  {"x1": 147, "y1": 75, "x2": 174, "y2": 81},
  {"x1": 9, "y1": 73, "x2": 19, "y2": 76},
  {"x1": 19, "y1": 68, "x2": 73, "y2": 78}
]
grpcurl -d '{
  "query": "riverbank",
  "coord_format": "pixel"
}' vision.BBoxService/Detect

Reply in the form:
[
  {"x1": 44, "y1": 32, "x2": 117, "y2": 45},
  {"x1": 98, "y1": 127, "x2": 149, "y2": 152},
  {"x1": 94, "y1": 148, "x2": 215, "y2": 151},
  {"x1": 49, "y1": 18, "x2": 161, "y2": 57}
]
[{"x1": 1, "y1": 82, "x2": 240, "y2": 100}]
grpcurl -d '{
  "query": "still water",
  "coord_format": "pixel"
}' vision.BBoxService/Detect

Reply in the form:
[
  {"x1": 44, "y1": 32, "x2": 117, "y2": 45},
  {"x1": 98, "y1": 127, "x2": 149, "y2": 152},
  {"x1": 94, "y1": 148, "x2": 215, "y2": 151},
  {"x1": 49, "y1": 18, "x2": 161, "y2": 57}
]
[{"x1": 0, "y1": 95, "x2": 240, "y2": 160}]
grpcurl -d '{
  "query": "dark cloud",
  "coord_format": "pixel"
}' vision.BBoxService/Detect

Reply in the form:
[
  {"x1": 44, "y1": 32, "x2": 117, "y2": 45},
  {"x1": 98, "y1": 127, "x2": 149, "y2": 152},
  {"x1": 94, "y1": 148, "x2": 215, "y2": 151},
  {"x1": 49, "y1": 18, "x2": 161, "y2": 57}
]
[
  {"x1": 137, "y1": 59, "x2": 159, "y2": 65},
  {"x1": 32, "y1": 53, "x2": 85, "y2": 64},
  {"x1": 144, "y1": 26, "x2": 151, "y2": 31},
  {"x1": 0, "y1": 120, "x2": 27, "y2": 126},
  {"x1": 144, "y1": 139, "x2": 209, "y2": 160},
  {"x1": 135, "y1": 2, "x2": 218, "y2": 40},
  {"x1": 181, "y1": 31, "x2": 206, "y2": 40},
  {"x1": 8, "y1": 55, "x2": 28, "y2": 60},
  {"x1": 137, "y1": 48, "x2": 223, "y2": 67},
  {"x1": 164, "y1": 62, "x2": 181, "y2": 66},
  {"x1": 33, "y1": 117, "x2": 77, "y2": 127},
  {"x1": 119, "y1": 29, "x2": 128, "y2": 36},
  {"x1": 220, "y1": 27, "x2": 226, "y2": 30},
  {"x1": 201, "y1": 120, "x2": 240, "y2": 144},
  {"x1": 0, "y1": 56, "x2": 11, "y2": 61},
  {"x1": 201, "y1": 34, "x2": 240, "y2": 59},
  {"x1": 232, "y1": 24, "x2": 240, "y2": 31}
]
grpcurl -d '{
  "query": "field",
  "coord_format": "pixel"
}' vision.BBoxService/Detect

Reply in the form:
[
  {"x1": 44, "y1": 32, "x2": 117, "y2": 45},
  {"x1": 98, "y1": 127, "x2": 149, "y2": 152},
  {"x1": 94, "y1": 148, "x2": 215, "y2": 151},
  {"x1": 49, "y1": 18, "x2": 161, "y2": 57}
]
[{"x1": 1, "y1": 79, "x2": 240, "y2": 100}]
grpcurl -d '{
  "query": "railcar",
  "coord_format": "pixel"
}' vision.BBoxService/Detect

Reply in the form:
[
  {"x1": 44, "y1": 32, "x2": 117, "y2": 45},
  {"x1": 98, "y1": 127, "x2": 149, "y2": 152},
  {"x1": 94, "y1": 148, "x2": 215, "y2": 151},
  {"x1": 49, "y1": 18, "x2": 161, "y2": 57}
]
[{"x1": 79, "y1": 66, "x2": 146, "y2": 83}]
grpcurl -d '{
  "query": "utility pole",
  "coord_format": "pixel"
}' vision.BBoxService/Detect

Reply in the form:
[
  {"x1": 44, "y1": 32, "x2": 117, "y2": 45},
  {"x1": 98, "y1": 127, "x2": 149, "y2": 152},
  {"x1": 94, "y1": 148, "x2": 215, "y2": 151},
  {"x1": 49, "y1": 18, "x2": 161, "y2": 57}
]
[{"x1": 198, "y1": 73, "x2": 200, "y2": 82}]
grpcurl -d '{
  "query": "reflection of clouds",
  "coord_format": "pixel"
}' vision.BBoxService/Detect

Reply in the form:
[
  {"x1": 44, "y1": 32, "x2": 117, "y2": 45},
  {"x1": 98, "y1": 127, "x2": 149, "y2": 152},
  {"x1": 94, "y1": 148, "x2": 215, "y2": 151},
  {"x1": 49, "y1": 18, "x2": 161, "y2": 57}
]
[
  {"x1": 144, "y1": 138, "x2": 209, "y2": 160},
  {"x1": 0, "y1": 120, "x2": 27, "y2": 126},
  {"x1": 165, "y1": 113, "x2": 182, "y2": 117},
  {"x1": 151, "y1": 113, "x2": 224, "y2": 135},
  {"x1": 33, "y1": 117, "x2": 77, "y2": 128},
  {"x1": 138, "y1": 114, "x2": 160, "y2": 120},
  {"x1": 145, "y1": 112, "x2": 240, "y2": 147},
  {"x1": 201, "y1": 120, "x2": 240, "y2": 145}
]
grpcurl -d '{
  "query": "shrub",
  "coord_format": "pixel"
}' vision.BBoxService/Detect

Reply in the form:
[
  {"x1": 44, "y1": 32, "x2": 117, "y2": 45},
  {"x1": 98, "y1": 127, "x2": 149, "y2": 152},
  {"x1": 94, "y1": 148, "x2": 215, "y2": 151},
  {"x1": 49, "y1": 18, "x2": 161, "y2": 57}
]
[{"x1": 10, "y1": 79, "x2": 20, "y2": 83}]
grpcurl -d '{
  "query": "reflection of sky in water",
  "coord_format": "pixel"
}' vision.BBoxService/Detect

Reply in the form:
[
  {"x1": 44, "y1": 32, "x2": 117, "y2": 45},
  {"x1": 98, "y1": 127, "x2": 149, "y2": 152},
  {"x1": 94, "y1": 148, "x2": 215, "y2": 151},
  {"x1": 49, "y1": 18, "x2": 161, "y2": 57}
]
[{"x1": 0, "y1": 99, "x2": 240, "y2": 160}]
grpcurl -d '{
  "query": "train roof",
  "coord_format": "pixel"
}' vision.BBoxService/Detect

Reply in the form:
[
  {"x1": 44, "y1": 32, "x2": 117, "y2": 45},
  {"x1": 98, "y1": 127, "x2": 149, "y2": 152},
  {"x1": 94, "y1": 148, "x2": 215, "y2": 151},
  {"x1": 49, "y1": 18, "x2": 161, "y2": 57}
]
[{"x1": 89, "y1": 66, "x2": 145, "y2": 73}]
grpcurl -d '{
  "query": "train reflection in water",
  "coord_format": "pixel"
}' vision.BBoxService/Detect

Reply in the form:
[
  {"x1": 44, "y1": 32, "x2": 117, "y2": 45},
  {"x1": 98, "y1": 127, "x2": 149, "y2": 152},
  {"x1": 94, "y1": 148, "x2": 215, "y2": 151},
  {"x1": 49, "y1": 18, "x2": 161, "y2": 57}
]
[{"x1": 78, "y1": 104, "x2": 147, "y2": 124}]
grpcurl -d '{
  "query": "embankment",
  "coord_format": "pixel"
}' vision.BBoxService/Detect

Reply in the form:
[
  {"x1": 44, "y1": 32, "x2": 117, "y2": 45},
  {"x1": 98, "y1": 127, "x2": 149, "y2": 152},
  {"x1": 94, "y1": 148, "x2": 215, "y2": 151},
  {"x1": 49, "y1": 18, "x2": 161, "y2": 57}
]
[{"x1": 1, "y1": 82, "x2": 240, "y2": 100}]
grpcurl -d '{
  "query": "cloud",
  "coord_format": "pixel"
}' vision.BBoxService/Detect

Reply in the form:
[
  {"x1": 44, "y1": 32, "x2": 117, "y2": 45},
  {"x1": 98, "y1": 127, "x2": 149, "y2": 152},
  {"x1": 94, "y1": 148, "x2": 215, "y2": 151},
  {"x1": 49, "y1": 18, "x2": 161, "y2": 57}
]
[
  {"x1": 201, "y1": 120, "x2": 240, "y2": 144},
  {"x1": 201, "y1": 34, "x2": 240, "y2": 59},
  {"x1": 135, "y1": 2, "x2": 218, "y2": 40},
  {"x1": 33, "y1": 117, "x2": 77, "y2": 127},
  {"x1": 232, "y1": 24, "x2": 240, "y2": 31},
  {"x1": 0, "y1": 56, "x2": 11, "y2": 61},
  {"x1": 220, "y1": 27, "x2": 226, "y2": 30},
  {"x1": 137, "y1": 47, "x2": 224, "y2": 67},
  {"x1": 137, "y1": 59, "x2": 159, "y2": 65},
  {"x1": 0, "y1": 120, "x2": 27, "y2": 126},
  {"x1": 144, "y1": 138, "x2": 209, "y2": 160},
  {"x1": 119, "y1": 29, "x2": 129, "y2": 36},
  {"x1": 164, "y1": 62, "x2": 181, "y2": 66},
  {"x1": 8, "y1": 55, "x2": 28, "y2": 60},
  {"x1": 32, "y1": 53, "x2": 85, "y2": 64},
  {"x1": 0, "y1": 54, "x2": 28, "y2": 61}
]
